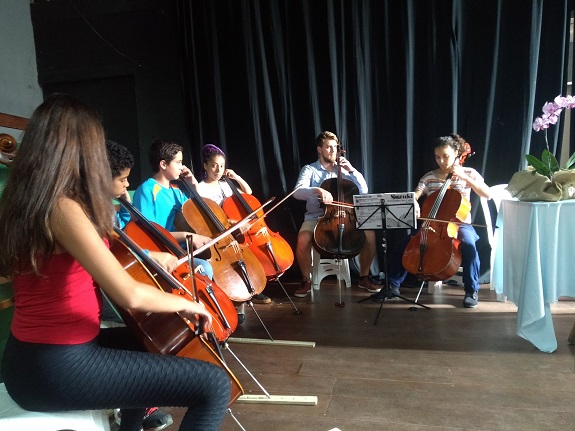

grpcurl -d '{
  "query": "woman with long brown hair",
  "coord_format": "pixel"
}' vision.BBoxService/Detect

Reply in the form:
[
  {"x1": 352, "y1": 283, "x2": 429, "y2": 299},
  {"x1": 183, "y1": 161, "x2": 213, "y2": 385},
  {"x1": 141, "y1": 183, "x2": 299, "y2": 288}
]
[{"x1": 0, "y1": 94, "x2": 230, "y2": 431}]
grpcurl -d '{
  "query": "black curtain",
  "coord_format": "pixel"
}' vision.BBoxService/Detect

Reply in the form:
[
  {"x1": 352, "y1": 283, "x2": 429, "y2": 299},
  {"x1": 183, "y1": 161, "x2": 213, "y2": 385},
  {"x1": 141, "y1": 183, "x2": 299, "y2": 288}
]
[{"x1": 175, "y1": 0, "x2": 573, "y2": 201}]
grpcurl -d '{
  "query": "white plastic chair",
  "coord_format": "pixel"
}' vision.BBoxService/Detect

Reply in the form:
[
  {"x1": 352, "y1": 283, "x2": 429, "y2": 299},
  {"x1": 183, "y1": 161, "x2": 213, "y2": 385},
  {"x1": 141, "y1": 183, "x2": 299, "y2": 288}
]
[
  {"x1": 311, "y1": 248, "x2": 351, "y2": 290},
  {"x1": 480, "y1": 184, "x2": 512, "y2": 301},
  {"x1": 430, "y1": 184, "x2": 512, "y2": 295},
  {"x1": 0, "y1": 383, "x2": 111, "y2": 431}
]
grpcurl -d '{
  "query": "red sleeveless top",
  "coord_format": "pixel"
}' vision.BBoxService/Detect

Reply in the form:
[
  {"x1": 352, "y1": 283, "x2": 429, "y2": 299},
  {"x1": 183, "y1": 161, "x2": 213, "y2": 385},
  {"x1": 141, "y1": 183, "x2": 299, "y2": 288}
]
[{"x1": 11, "y1": 245, "x2": 106, "y2": 345}]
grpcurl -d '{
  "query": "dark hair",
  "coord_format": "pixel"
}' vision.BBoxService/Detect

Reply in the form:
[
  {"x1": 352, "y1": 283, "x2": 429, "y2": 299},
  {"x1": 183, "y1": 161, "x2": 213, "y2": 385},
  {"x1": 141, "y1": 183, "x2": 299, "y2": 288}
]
[
  {"x1": 0, "y1": 93, "x2": 114, "y2": 275},
  {"x1": 315, "y1": 131, "x2": 339, "y2": 147},
  {"x1": 106, "y1": 139, "x2": 134, "y2": 178},
  {"x1": 148, "y1": 139, "x2": 183, "y2": 173},
  {"x1": 434, "y1": 133, "x2": 468, "y2": 156},
  {"x1": 201, "y1": 144, "x2": 226, "y2": 165}
]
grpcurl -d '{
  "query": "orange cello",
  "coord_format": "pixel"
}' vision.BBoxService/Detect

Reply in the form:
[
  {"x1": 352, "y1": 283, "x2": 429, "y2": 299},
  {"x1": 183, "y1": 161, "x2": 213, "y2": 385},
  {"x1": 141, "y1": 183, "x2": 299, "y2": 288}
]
[
  {"x1": 402, "y1": 143, "x2": 473, "y2": 281},
  {"x1": 110, "y1": 228, "x2": 243, "y2": 406},
  {"x1": 313, "y1": 146, "x2": 365, "y2": 258},
  {"x1": 117, "y1": 197, "x2": 238, "y2": 341},
  {"x1": 221, "y1": 176, "x2": 294, "y2": 279},
  {"x1": 174, "y1": 180, "x2": 267, "y2": 302}
]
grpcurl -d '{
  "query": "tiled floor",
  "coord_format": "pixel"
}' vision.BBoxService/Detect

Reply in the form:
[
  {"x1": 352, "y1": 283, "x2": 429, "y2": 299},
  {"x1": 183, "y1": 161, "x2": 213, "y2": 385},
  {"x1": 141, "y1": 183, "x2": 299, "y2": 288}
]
[{"x1": 156, "y1": 278, "x2": 575, "y2": 431}]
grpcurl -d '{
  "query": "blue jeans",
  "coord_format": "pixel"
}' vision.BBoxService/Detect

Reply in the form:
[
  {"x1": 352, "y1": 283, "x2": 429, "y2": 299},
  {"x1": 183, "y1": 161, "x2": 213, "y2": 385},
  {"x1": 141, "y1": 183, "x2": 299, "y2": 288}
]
[
  {"x1": 387, "y1": 224, "x2": 480, "y2": 293},
  {"x1": 194, "y1": 258, "x2": 214, "y2": 280}
]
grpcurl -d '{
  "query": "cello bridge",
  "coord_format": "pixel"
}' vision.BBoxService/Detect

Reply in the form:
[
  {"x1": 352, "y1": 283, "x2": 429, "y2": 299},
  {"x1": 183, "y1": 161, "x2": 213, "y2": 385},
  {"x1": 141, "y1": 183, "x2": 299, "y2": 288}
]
[
  {"x1": 223, "y1": 240, "x2": 241, "y2": 253},
  {"x1": 255, "y1": 227, "x2": 269, "y2": 238}
]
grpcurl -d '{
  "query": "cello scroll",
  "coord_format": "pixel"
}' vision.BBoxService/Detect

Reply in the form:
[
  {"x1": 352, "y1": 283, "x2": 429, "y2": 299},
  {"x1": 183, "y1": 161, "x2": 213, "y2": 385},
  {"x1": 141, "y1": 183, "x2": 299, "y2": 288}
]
[{"x1": 0, "y1": 133, "x2": 17, "y2": 166}]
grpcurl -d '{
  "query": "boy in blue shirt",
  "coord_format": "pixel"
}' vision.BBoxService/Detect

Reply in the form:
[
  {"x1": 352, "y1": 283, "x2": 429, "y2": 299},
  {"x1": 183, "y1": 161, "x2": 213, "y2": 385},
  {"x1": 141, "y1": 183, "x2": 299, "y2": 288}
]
[
  {"x1": 106, "y1": 139, "x2": 176, "y2": 431},
  {"x1": 133, "y1": 139, "x2": 214, "y2": 280}
]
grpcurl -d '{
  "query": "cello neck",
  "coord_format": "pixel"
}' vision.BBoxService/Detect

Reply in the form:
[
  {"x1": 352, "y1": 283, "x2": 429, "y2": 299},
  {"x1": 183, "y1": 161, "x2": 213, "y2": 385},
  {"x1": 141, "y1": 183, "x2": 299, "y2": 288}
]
[
  {"x1": 222, "y1": 176, "x2": 253, "y2": 214},
  {"x1": 114, "y1": 227, "x2": 193, "y2": 298},
  {"x1": 117, "y1": 196, "x2": 185, "y2": 258},
  {"x1": 426, "y1": 168, "x2": 457, "y2": 219},
  {"x1": 177, "y1": 179, "x2": 228, "y2": 233}
]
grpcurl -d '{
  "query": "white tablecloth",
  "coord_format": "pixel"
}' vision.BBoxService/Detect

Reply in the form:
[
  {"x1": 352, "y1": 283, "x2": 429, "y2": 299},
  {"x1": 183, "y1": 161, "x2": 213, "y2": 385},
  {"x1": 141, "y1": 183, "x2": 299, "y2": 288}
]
[{"x1": 491, "y1": 199, "x2": 575, "y2": 352}]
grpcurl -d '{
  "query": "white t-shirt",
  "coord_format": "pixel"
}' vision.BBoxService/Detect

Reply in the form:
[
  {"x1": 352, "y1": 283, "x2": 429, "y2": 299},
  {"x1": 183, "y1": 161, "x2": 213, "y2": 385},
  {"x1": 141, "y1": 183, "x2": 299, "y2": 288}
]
[{"x1": 196, "y1": 180, "x2": 234, "y2": 205}]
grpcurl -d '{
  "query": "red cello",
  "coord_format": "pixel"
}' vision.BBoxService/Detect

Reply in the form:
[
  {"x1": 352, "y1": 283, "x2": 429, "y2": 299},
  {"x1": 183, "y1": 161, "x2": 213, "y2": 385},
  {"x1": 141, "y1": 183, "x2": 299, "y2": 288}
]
[
  {"x1": 117, "y1": 197, "x2": 238, "y2": 341},
  {"x1": 402, "y1": 143, "x2": 473, "y2": 281},
  {"x1": 221, "y1": 176, "x2": 294, "y2": 280},
  {"x1": 110, "y1": 228, "x2": 243, "y2": 406}
]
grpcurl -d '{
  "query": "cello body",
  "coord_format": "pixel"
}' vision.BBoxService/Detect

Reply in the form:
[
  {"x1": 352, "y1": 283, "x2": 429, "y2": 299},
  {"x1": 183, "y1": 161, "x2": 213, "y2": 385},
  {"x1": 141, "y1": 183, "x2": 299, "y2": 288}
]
[
  {"x1": 109, "y1": 236, "x2": 243, "y2": 406},
  {"x1": 402, "y1": 188, "x2": 470, "y2": 281},
  {"x1": 313, "y1": 177, "x2": 365, "y2": 258},
  {"x1": 221, "y1": 180, "x2": 294, "y2": 279},
  {"x1": 174, "y1": 185, "x2": 267, "y2": 302}
]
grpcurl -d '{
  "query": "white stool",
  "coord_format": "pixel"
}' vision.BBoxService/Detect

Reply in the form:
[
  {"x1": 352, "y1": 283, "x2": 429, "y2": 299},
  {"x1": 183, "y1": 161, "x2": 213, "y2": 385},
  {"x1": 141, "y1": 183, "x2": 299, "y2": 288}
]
[
  {"x1": 427, "y1": 280, "x2": 442, "y2": 294},
  {"x1": 0, "y1": 383, "x2": 111, "y2": 431},
  {"x1": 311, "y1": 248, "x2": 351, "y2": 290}
]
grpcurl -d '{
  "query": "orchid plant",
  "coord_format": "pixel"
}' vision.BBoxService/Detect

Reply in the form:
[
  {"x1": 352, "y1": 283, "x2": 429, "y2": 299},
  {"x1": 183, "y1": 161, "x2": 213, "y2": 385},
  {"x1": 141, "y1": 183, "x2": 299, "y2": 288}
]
[{"x1": 529, "y1": 95, "x2": 575, "y2": 179}]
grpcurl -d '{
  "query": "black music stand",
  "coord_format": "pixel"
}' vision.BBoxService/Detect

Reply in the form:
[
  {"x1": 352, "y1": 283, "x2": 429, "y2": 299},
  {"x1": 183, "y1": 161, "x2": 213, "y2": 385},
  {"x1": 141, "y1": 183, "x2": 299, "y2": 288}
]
[{"x1": 355, "y1": 194, "x2": 430, "y2": 325}]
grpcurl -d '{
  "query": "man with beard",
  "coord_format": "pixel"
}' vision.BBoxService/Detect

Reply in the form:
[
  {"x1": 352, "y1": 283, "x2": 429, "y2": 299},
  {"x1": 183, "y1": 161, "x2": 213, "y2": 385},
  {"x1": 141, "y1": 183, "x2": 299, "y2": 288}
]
[{"x1": 292, "y1": 131, "x2": 381, "y2": 298}]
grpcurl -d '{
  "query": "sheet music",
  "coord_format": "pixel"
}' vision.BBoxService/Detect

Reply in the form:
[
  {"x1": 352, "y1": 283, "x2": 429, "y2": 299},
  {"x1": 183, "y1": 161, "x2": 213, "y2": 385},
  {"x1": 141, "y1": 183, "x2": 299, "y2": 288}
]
[
  {"x1": 353, "y1": 192, "x2": 416, "y2": 230},
  {"x1": 353, "y1": 193, "x2": 386, "y2": 229}
]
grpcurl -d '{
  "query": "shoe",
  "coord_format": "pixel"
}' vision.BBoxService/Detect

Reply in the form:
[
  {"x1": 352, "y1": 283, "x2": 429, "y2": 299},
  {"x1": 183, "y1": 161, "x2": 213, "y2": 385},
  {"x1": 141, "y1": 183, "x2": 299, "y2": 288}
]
[
  {"x1": 114, "y1": 409, "x2": 121, "y2": 426},
  {"x1": 237, "y1": 313, "x2": 246, "y2": 324},
  {"x1": 294, "y1": 279, "x2": 312, "y2": 297},
  {"x1": 251, "y1": 293, "x2": 271, "y2": 304},
  {"x1": 114, "y1": 408, "x2": 173, "y2": 431},
  {"x1": 358, "y1": 276, "x2": 382, "y2": 293},
  {"x1": 143, "y1": 407, "x2": 173, "y2": 431},
  {"x1": 463, "y1": 291, "x2": 478, "y2": 308},
  {"x1": 370, "y1": 286, "x2": 400, "y2": 301}
]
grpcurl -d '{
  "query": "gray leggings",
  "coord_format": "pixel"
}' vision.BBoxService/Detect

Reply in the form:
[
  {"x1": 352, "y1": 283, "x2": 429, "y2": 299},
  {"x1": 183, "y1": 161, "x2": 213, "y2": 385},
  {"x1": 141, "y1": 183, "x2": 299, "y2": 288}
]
[{"x1": 1, "y1": 328, "x2": 231, "y2": 431}]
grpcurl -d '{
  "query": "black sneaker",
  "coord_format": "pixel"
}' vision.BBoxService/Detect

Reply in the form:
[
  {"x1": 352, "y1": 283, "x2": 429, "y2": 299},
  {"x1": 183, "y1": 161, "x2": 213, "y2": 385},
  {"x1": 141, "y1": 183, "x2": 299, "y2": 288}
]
[
  {"x1": 114, "y1": 408, "x2": 173, "y2": 431},
  {"x1": 142, "y1": 407, "x2": 173, "y2": 431},
  {"x1": 370, "y1": 286, "x2": 400, "y2": 301},
  {"x1": 251, "y1": 293, "x2": 271, "y2": 304},
  {"x1": 463, "y1": 291, "x2": 478, "y2": 308}
]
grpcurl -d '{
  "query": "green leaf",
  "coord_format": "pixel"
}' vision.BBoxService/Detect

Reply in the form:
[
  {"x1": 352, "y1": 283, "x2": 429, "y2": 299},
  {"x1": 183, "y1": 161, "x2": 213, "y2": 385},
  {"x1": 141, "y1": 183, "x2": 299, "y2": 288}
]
[
  {"x1": 563, "y1": 152, "x2": 575, "y2": 170},
  {"x1": 525, "y1": 154, "x2": 551, "y2": 177},
  {"x1": 541, "y1": 150, "x2": 559, "y2": 173}
]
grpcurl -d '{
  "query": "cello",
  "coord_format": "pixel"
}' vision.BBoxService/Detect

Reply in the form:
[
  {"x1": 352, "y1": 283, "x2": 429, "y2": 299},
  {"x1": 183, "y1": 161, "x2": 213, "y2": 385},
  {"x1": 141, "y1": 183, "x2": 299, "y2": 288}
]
[
  {"x1": 221, "y1": 176, "x2": 294, "y2": 280},
  {"x1": 110, "y1": 228, "x2": 244, "y2": 406},
  {"x1": 0, "y1": 133, "x2": 17, "y2": 166},
  {"x1": 313, "y1": 146, "x2": 366, "y2": 258},
  {"x1": 174, "y1": 180, "x2": 267, "y2": 302},
  {"x1": 402, "y1": 143, "x2": 473, "y2": 281},
  {"x1": 117, "y1": 197, "x2": 238, "y2": 341}
]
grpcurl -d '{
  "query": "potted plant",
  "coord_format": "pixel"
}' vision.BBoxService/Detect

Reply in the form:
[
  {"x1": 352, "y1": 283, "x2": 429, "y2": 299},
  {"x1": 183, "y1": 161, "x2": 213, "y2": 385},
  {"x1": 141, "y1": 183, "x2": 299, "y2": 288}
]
[{"x1": 507, "y1": 95, "x2": 575, "y2": 201}]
